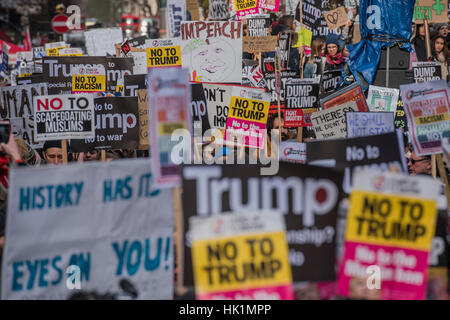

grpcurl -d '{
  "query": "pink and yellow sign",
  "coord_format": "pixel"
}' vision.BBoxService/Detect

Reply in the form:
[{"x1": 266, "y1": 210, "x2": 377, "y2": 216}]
[
  {"x1": 338, "y1": 171, "x2": 439, "y2": 300},
  {"x1": 234, "y1": 0, "x2": 261, "y2": 20},
  {"x1": 190, "y1": 211, "x2": 294, "y2": 300},
  {"x1": 225, "y1": 86, "x2": 270, "y2": 149}
]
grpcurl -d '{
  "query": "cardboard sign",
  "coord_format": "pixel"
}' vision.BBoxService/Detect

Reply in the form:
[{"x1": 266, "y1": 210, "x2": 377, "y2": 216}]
[
  {"x1": 33, "y1": 94, "x2": 95, "y2": 141},
  {"x1": 186, "y1": 0, "x2": 200, "y2": 20},
  {"x1": 181, "y1": 21, "x2": 243, "y2": 83},
  {"x1": 70, "y1": 97, "x2": 139, "y2": 151},
  {"x1": 204, "y1": 83, "x2": 233, "y2": 130},
  {"x1": 124, "y1": 74, "x2": 147, "y2": 97},
  {"x1": 10, "y1": 117, "x2": 44, "y2": 149},
  {"x1": 279, "y1": 141, "x2": 306, "y2": 163},
  {"x1": 84, "y1": 27, "x2": 123, "y2": 56},
  {"x1": 167, "y1": 0, "x2": 186, "y2": 38},
  {"x1": 284, "y1": 78, "x2": 320, "y2": 127},
  {"x1": 259, "y1": 0, "x2": 280, "y2": 12},
  {"x1": 145, "y1": 38, "x2": 182, "y2": 68},
  {"x1": 338, "y1": 170, "x2": 439, "y2": 300},
  {"x1": 247, "y1": 15, "x2": 271, "y2": 37},
  {"x1": 323, "y1": 7, "x2": 349, "y2": 30},
  {"x1": 367, "y1": 86, "x2": 399, "y2": 113},
  {"x1": 346, "y1": 112, "x2": 395, "y2": 138},
  {"x1": 137, "y1": 89, "x2": 149, "y2": 150},
  {"x1": 181, "y1": 163, "x2": 344, "y2": 286},
  {"x1": 190, "y1": 211, "x2": 294, "y2": 300},
  {"x1": 413, "y1": 0, "x2": 449, "y2": 23},
  {"x1": 321, "y1": 69, "x2": 341, "y2": 93},
  {"x1": 321, "y1": 82, "x2": 369, "y2": 112},
  {"x1": 243, "y1": 36, "x2": 278, "y2": 53},
  {"x1": 0, "y1": 83, "x2": 47, "y2": 119},
  {"x1": 148, "y1": 68, "x2": 191, "y2": 189},
  {"x1": 234, "y1": 0, "x2": 261, "y2": 19},
  {"x1": 311, "y1": 103, "x2": 359, "y2": 139},
  {"x1": 412, "y1": 62, "x2": 442, "y2": 83},
  {"x1": 71, "y1": 66, "x2": 106, "y2": 93},
  {"x1": 209, "y1": 0, "x2": 231, "y2": 20},
  {"x1": 1, "y1": 159, "x2": 174, "y2": 300},
  {"x1": 225, "y1": 86, "x2": 271, "y2": 149},
  {"x1": 306, "y1": 131, "x2": 408, "y2": 194},
  {"x1": 400, "y1": 80, "x2": 450, "y2": 156}
]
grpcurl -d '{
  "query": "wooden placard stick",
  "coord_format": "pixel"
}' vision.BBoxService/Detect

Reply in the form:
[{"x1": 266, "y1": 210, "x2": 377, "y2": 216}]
[
  {"x1": 101, "y1": 150, "x2": 106, "y2": 162},
  {"x1": 436, "y1": 154, "x2": 450, "y2": 209},
  {"x1": 432, "y1": 154, "x2": 437, "y2": 178},
  {"x1": 62, "y1": 139, "x2": 68, "y2": 164}
]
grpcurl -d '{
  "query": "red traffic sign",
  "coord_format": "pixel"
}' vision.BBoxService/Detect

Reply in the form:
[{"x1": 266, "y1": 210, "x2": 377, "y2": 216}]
[{"x1": 52, "y1": 14, "x2": 69, "y2": 34}]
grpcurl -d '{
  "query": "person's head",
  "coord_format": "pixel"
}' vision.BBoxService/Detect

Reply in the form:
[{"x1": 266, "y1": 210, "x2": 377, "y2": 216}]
[
  {"x1": 42, "y1": 140, "x2": 63, "y2": 165},
  {"x1": 433, "y1": 35, "x2": 449, "y2": 58},
  {"x1": 417, "y1": 24, "x2": 425, "y2": 37},
  {"x1": 279, "y1": 15, "x2": 295, "y2": 30},
  {"x1": 267, "y1": 114, "x2": 288, "y2": 140},
  {"x1": 408, "y1": 150, "x2": 432, "y2": 176},
  {"x1": 84, "y1": 150, "x2": 100, "y2": 161},
  {"x1": 434, "y1": 23, "x2": 449, "y2": 37},
  {"x1": 15, "y1": 137, "x2": 41, "y2": 166},
  {"x1": 325, "y1": 33, "x2": 340, "y2": 56},
  {"x1": 310, "y1": 38, "x2": 326, "y2": 59}
]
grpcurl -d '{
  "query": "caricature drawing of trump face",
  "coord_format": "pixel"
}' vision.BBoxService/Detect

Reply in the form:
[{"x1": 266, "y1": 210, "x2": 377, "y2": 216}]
[{"x1": 190, "y1": 38, "x2": 235, "y2": 82}]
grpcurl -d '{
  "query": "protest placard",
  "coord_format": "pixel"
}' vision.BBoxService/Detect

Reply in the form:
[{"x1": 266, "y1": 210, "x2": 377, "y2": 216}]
[
  {"x1": 146, "y1": 38, "x2": 182, "y2": 69},
  {"x1": 279, "y1": 141, "x2": 306, "y2": 163},
  {"x1": 321, "y1": 82, "x2": 368, "y2": 112},
  {"x1": 338, "y1": 170, "x2": 440, "y2": 300},
  {"x1": 0, "y1": 83, "x2": 47, "y2": 119},
  {"x1": 58, "y1": 48, "x2": 83, "y2": 56},
  {"x1": 311, "y1": 103, "x2": 359, "y2": 139},
  {"x1": 181, "y1": 163, "x2": 343, "y2": 286},
  {"x1": 323, "y1": 7, "x2": 349, "y2": 30},
  {"x1": 247, "y1": 15, "x2": 271, "y2": 37},
  {"x1": 33, "y1": 46, "x2": 46, "y2": 60},
  {"x1": 346, "y1": 112, "x2": 395, "y2": 138},
  {"x1": 85, "y1": 27, "x2": 123, "y2": 56},
  {"x1": 45, "y1": 42, "x2": 67, "y2": 57},
  {"x1": 367, "y1": 85, "x2": 399, "y2": 113},
  {"x1": 306, "y1": 131, "x2": 408, "y2": 194},
  {"x1": 413, "y1": 0, "x2": 448, "y2": 23},
  {"x1": 190, "y1": 211, "x2": 294, "y2": 300},
  {"x1": 234, "y1": 0, "x2": 261, "y2": 19},
  {"x1": 278, "y1": 32, "x2": 291, "y2": 70},
  {"x1": 43, "y1": 57, "x2": 108, "y2": 95},
  {"x1": 297, "y1": 0, "x2": 336, "y2": 39},
  {"x1": 243, "y1": 36, "x2": 279, "y2": 53},
  {"x1": 203, "y1": 83, "x2": 233, "y2": 130},
  {"x1": 167, "y1": 0, "x2": 186, "y2": 38},
  {"x1": 412, "y1": 62, "x2": 442, "y2": 83},
  {"x1": 124, "y1": 74, "x2": 147, "y2": 97},
  {"x1": 225, "y1": 86, "x2": 271, "y2": 149},
  {"x1": 209, "y1": 0, "x2": 231, "y2": 20},
  {"x1": 10, "y1": 117, "x2": 44, "y2": 149},
  {"x1": 190, "y1": 83, "x2": 210, "y2": 138},
  {"x1": 71, "y1": 65, "x2": 106, "y2": 94},
  {"x1": 400, "y1": 80, "x2": 450, "y2": 156},
  {"x1": 137, "y1": 89, "x2": 149, "y2": 150},
  {"x1": 395, "y1": 91, "x2": 408, "y2": 131},
  {"x1": 106, "y1": 57, "x2": 134, "y2": 92},
  {"x1": 33, "y1": 94, "x2": 95, "y2": 141},
  {"x1": 70, "y1": 97, "x2": 139, "y2": 151},
  {"x1": 148, "y1": 68, "x2": 191, "y2": 189},
  {"x1": 243, "y1": 62, "x2": 267, "y2": 88},
  {"x1": 259, "y1": 0, "x2": 280, "y2": 11},
  {"x1": 181, "y1": 21, "x2": 242, "y2": 83},
  {"x1": 1, "y1": 159, "x2": 174, "y2": 300},
  {"x1": 284, "y1": 78, "x2": 320, "y2": 127},
  {"x1": 186, "y1": 0, "x2": 200, "y2": 20},
  {"x1": 321, "y1": 69, "x2": 341, "y2": 93}
]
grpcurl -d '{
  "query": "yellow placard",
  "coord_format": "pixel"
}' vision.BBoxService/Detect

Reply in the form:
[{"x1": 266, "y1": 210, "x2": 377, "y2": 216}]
[
  {"x1": 345, "y1": 191, "x2": 437, "y2": 251},
  {"x1": 46, "y1": 46, "x2": 66, "y2": 56},
  {"x1": 146, "y1": 46, "x2": 182, "y2": 68},
  {"x1": 293, "y1": 28, "x2": 312, "y2": 48},
  {"x1": 415, "y1": 113, "x2": 449, "y2": 125},
  {"x1": 228, "y1": 97, "x2": 270, "y2": 123},
  {"x1": 158, "y1": 123, "x2": 186, "y2": 135},
  {"x1": 234, "y1": 0, "x2": 258, "y2": 11},
  {"x1": 18, "y1": 73, "x2": 32, "y2": 78},
  {"x1": 72, "y1": 75, "x2": 106, "y2": 92},
  {"x1": 192, "y1": 232, "x2": 292, "y2": 294},
  {"x1": 60, "y1": 52, "x2": 83, "y2": 57}
]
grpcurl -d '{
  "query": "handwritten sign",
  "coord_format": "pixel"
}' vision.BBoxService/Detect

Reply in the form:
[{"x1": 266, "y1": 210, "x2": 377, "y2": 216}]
[
  {"x1": 323, "y1": 7, "x2": 349, "y2": 30},
  {"x1": 413, "y1": 0, "x2": 448, "y2": 23},
  {"x1": 346, "y1": 112, "x2": 395, "y2": 138}
]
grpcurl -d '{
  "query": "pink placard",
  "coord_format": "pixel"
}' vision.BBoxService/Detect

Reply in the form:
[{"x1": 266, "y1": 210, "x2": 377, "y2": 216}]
[
  {"x1": 225, "y1": 118, "x2": 266, "y2": 149},
  {"x1": 197, "y1": 284, "x2": 294, "y2": 300}
]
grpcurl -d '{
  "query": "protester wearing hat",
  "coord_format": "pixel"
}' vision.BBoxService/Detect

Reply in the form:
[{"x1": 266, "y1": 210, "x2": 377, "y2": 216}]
[
  {"x1": 42, "y1": 140, "x2": 63, "y2": 165},
  {"x1": 324, "y1": 33, "x2": 345, "y2": 71}
]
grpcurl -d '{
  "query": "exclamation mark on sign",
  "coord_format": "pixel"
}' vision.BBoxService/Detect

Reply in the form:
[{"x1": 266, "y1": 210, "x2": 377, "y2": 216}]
[{"x1": 164, "y1": 237, "x2": 171, "y2": 270}]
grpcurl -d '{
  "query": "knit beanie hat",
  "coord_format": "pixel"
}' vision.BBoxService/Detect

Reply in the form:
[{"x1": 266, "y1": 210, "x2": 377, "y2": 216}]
[{"x1": 326, "y1": 33, "x2": 340, "y2": 48}]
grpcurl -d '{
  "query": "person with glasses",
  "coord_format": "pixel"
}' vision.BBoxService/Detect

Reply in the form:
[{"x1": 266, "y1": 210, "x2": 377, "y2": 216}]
[
  {"x1": 407, "y1": 149, "x2": 432, "y2": 176},
  {"x1": 42, "y1": 140, "x2": 63, "y2": 165}
]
